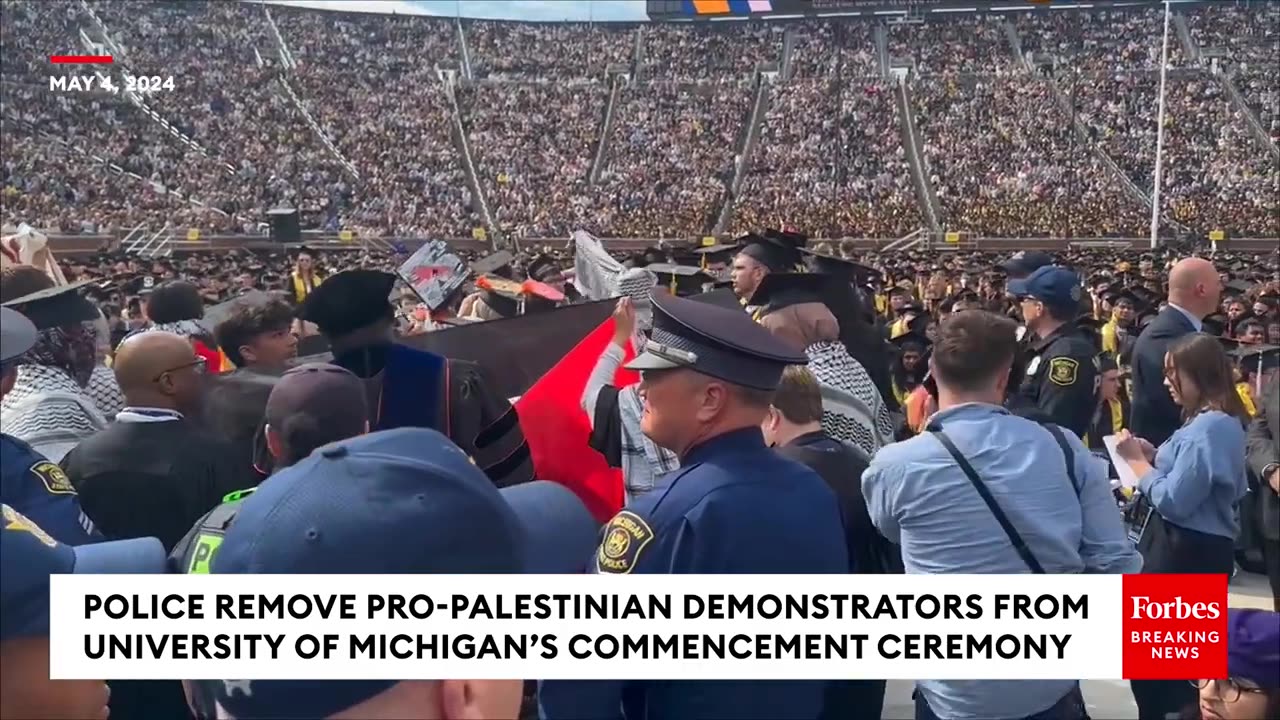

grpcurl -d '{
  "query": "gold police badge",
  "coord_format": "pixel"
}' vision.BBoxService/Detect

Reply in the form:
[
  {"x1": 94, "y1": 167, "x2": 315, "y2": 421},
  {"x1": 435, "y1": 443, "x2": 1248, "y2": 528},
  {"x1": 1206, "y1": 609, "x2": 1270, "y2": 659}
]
[
  {"x1": 1049, "y1": 357, "x2": 1079, "y2": 387},
  {"x1": 595, "y1": 511, "x2": 654, "y2": 574},
  {"x1": 30, "y1": 461, "x2": 76, "y2": 495}
]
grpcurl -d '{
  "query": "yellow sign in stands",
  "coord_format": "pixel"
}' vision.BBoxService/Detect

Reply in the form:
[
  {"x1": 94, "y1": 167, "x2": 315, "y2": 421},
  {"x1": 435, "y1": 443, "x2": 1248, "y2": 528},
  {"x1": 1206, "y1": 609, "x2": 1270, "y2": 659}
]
[
  {"x1": 338, "y1": 229, "x2": 354, "y2": 243},
  {"x1": 472, "y1": 227, "x2": 488, "y2": 242},
  {"x1": 944, "y1": 231, "x2": 960, "y2": 244},
  {"x1": 701, "y1": 236, "x2": 716, "y2": 247},
  {"x1": 187, "y1": 228, "x2": 200, "y2": 241},
  {"x1": 1208, "y1": 229, "x2": 1225, "y2": 242}
]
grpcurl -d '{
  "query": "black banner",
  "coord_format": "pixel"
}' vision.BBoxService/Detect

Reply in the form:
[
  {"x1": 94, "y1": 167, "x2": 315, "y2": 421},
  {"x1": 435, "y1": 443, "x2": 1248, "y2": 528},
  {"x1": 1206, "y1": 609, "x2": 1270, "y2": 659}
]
[{"x1": 292, "y1": 300, "x2": 616, "y2": 399}]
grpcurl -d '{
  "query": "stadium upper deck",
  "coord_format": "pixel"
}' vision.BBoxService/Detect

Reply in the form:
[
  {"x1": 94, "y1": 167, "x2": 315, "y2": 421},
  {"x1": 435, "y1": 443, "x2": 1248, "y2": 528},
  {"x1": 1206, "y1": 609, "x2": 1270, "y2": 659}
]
[{"x1": 1, "y1": 1, "x2": 1276, "y2": 242}]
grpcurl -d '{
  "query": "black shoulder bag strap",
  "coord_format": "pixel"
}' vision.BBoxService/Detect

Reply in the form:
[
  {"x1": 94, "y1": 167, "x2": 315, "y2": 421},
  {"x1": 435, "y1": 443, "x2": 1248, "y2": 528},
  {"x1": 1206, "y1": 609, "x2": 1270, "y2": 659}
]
[
  {"x1": 1039, "y1": 422, "x2": 1082, "y2": 496},
  {"x1": 929, "y1": 430, "x2": 1046, "y2": 574}
]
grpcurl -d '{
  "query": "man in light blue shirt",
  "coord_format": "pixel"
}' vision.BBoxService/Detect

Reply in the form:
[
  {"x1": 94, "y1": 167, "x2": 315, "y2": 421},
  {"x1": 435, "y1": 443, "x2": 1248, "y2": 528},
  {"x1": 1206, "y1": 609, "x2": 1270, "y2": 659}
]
[{"x1": 863, "y1": 310, "x2": 1141, "y2": 720}]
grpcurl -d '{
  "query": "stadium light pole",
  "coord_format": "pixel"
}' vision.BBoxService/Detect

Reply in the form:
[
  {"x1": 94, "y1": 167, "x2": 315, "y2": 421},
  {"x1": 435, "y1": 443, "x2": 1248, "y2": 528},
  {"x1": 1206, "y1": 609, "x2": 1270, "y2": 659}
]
[{"x1": 1148, "y1": 1, "x2": 1172, "y2": 250}]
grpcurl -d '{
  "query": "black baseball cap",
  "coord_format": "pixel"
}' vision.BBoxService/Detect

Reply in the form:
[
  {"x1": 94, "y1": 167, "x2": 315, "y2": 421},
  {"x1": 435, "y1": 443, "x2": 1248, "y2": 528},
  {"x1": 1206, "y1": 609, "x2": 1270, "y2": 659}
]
[{"x1": 265, "y1": 363, "x2": 369, "y2": 455}]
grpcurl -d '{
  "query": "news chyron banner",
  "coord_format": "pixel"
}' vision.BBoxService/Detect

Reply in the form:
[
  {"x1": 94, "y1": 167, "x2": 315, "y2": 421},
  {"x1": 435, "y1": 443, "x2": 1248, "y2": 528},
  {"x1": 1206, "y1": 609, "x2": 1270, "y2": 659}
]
[
  {"x1": 52, "y1": 574, "x2": 1226, "y2": 681},
  {"x1": 645, "y1": 0, "x2": 1163, "y2": 20}
]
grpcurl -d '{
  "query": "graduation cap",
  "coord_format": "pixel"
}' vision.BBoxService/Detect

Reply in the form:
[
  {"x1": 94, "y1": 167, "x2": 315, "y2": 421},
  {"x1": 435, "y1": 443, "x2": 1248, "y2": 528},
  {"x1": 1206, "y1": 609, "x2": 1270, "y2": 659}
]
[
  {"x1": 802, "y1": 250, "x2": 881, "y2": 288},
  {"x1": 746, "y1": 272, "x2": 834, "y2": 309},
  {"x1": 298, "y1": 270, "x2": 397, "y2": 338},
  {"x1": 1105, "y1": 287, "x2": 1144, "y2": 309},
  {"x1": 201, "y1": 290, "x2": 280, "y2": 331},
  {"x1": 1, "y1": 280, "x2": 99, "y2": 331},
  {"x1": 887, "y1": 285, "x2": 913, "y2": 298},
  {"x1": 645, "y1": 264, "x2": 714, "y2": 297},
  {"x1": 475, "y1": 275, "x2": 526, "y2": 318},
  {"x1": 1201, "y1": 312, "x2": 1227, "y2": 337},
  {"x1": 1231, "y1": 342, "x2": 1280, "y2": 379},
  {"x1": 1097, "y1": 352, "x2": 1120, "y2": 374},
  {"x1": 890, "y1": 330, "x2": 932, "y2": 352},
  {"x1": 693, "y1": 244, "x2": 740, "y2": 271},
  {"x1": 1224, "y1": 279, "x2": 1252, "y2": 296},
  {"x1": 525, "y1": 254, "x2": 563, "y2": 283},
  {"x1": 737, "y1": 230, "x2": 806, "y2": 272}
]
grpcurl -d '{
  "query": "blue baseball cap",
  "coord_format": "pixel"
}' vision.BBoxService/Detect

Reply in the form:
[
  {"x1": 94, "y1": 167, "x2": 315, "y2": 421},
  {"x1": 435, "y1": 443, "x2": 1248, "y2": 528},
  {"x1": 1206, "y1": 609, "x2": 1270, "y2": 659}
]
[
  {"x1": 1, "y1": 504, "x2": 167, "y2": 642},
  {"x1": 208, "y1": 427, "x2": 601, "y2": 719},
  {"x1": 1008, "y1": 265, "x2": 1083, "y2": 313}
]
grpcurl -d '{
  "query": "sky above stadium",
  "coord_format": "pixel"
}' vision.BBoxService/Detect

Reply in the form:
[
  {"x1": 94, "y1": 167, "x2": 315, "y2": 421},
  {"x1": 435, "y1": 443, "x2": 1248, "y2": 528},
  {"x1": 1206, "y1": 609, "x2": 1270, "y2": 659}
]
[{"x1": 257, "y1": 0, "x2": 650, "y2": 22}]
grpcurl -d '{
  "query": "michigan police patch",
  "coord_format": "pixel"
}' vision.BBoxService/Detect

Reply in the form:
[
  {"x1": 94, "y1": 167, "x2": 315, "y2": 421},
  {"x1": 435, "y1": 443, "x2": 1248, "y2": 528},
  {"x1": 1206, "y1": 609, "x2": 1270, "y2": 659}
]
[
  {"x1": 30, "y1": 461, "x2": 75, "y2": 495},
  {"x1": 595, "y1": 510, "x2": 654, "y2": 574},
  {"x1": 1049, "y1": 357, "x2": 1079, "y2": 387}
]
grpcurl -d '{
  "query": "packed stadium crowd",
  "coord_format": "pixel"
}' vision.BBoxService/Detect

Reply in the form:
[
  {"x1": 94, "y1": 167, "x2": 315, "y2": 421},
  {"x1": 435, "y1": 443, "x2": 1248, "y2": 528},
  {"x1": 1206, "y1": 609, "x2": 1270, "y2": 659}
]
[{"x1": 1, "y1": 1, "x2": 1276, "y2": 245}]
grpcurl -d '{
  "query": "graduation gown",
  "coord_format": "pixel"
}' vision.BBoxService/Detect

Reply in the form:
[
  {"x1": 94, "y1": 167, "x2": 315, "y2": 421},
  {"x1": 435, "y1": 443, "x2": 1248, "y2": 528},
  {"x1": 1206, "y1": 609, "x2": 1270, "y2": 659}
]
[
  {"x1": 333, "y1": 343, "x2": 534, "y2": 488},
  {"x1": 1085, "y1": 394, "x2": 1130, "y2": 449}
]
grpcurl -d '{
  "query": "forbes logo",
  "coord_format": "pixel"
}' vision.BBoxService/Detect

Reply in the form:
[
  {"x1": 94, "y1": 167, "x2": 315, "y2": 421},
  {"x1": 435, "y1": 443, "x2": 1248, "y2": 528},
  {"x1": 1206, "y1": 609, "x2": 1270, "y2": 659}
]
[
  {"x1": 1121, "y1": 574, "x2": 1228, "y2": 680},
  {"x1": 1129, "y1": 596, "x2": 1222, "y2": 621}
]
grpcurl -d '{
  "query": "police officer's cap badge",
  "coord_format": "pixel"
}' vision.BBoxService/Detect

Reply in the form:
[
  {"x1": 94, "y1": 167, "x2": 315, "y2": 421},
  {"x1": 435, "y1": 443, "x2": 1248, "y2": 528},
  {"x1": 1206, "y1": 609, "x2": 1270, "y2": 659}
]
[
  {"x1": 1049, "y1": 357, "x2": 1079, "y2": 386},
  {"x1": 595, "y1": 511, "x2": 654, "y2": 574}
]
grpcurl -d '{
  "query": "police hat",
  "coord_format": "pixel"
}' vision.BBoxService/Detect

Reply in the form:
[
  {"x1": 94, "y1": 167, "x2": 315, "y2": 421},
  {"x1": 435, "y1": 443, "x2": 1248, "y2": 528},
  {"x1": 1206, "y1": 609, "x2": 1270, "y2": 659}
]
[
  {"x1": 207, "y1": 428, "x2": 600, "y2": 719},
  {"x1": 298, "y1": 270, "x2": 397, "y2": 337},
  {"x1": 625, "y1": 292, "x2": 807, "y2": 390},
  {"x1": 1, "y1": 504, "x2": 166, "y2": 642},
  {"x1": 0, "y1": 307, "x2": 37, "y2": 367},
  {"x1": 1, "y1": 280, "x2": 99, "y2": 331},
  {"x1": 1008, "y1": 266, "x2": 1082, "y2": 313}
]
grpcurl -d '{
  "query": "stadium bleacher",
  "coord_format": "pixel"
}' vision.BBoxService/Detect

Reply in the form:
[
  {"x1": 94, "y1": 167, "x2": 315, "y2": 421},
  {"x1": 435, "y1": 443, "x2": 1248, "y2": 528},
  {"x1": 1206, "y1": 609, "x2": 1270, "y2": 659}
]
[{"x1": 2, "y1": 1, "x2": 1276, "y2": 241}]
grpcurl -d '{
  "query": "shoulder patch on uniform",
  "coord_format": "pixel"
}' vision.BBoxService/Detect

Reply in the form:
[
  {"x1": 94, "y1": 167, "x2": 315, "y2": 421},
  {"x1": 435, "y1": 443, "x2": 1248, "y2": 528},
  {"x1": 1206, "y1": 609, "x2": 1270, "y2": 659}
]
[
  {"x1": 30, "y1": 461, "x2": 75, "y2": 495},
  {"x1": 1049, "y1": 357, "x2": 1079, "y2": 387},
  {"x1": 595, "y1": 510, "x2": 655, "y2": 575},
  {"x1": 2, "y1": 505, "x2": 58, "y2": 547}
]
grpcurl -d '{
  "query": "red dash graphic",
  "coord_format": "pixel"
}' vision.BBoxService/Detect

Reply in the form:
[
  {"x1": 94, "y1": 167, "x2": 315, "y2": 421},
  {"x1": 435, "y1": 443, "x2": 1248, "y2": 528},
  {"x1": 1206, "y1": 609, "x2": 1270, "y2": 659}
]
[{"x1": 50, "y1": 55, "x2": 113, "y2": 64}]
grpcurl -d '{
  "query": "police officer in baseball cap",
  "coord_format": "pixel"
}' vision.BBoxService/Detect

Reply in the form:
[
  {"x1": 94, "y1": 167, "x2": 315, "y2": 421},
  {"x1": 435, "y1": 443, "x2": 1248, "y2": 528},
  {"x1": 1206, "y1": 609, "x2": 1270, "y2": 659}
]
[
  {"x1": 1009, "y1": 266, "x2": 1099, "y2": 436},
  {"x1": 1, "y1": 503, "x2": 166, "y2": 719},
  {"x1": 195, "y1": 427, "x2": 599, "y2": 720},
  {"x1": 540, "y1": 293, "x2": 848, "y2": 720}
]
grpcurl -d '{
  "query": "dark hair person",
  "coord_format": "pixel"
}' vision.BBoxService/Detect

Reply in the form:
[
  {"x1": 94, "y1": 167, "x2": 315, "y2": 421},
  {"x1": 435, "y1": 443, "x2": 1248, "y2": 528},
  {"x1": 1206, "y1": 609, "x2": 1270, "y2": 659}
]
[{"x1": 1115, "y1": 333, "x2": 1249, "y2": 576}]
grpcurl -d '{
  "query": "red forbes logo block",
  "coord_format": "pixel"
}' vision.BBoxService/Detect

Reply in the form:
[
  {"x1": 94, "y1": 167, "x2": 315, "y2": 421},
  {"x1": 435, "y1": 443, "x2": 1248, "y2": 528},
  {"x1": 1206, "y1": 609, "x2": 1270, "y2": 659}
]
[{"x1": 1122, "y1": 574, "x2": 1228, "y2": 680}]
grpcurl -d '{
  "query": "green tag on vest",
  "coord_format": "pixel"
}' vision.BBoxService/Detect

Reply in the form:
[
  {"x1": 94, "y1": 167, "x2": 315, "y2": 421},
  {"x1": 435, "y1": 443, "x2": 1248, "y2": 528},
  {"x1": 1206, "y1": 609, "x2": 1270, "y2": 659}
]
[
  {"x1": 221, "y1": 487, "x2": 255, "y2": 504},
  {"x1": 188, "y1": 534, "x2": 223, "y2": 575}
]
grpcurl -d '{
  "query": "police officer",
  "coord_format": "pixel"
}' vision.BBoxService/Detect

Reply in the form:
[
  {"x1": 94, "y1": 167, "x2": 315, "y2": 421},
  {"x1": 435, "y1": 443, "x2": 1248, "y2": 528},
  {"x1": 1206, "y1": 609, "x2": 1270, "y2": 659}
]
[
  {"x1": 1009, "y1": 266, "x2": 1099, "y2": 437},
  {"x1": 0, "y1": 306, "x2": 98, "y2": 545},
  {"x1": 170, "y1": 362, "x2": 371, "y2": 576},
  {"x1": 539, "y1": 293, "x2": 848, "y2": 720}
]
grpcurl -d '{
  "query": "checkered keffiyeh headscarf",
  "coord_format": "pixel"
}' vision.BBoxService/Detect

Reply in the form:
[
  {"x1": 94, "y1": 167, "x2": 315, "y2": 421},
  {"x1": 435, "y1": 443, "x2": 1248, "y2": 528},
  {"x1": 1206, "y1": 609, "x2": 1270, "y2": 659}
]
[{"x1": 617, "y1": 268, "x2": 658, "y2": 332}]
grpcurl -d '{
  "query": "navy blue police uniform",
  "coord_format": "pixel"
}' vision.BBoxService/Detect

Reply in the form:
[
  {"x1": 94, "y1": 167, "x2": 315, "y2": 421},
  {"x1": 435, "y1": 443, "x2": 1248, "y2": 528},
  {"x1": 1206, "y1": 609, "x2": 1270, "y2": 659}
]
[
  {"x1": 1009, "y1": 267, "x2": 1099, "y2": 437},
  {"x1": 0, "y1": 305, "x2": 98, "y2": 545},
  {"x1": 539, "y1": 292, "x2": 849, "y2": 720}
]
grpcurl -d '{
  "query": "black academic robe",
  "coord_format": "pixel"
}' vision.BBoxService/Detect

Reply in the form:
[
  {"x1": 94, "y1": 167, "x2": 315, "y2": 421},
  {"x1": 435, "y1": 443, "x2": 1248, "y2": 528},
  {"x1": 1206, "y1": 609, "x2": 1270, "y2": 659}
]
[
  {"x1": 1086, "y1": 393, "x2": 1131, "y2": 449},
  {"x1": 333, "y1": 343, "x2": 534, "y2": 488}
]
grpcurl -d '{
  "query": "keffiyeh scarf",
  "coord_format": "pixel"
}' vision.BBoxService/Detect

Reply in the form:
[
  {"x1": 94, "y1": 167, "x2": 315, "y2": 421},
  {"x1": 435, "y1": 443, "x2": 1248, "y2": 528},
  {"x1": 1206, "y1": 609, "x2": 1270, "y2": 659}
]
[
  {"x1": 0, "y1": 364, "x2": 108, "y2": 460},
  {"x1": 805, "y1": 340, "x2": 895, "y2": 456}
]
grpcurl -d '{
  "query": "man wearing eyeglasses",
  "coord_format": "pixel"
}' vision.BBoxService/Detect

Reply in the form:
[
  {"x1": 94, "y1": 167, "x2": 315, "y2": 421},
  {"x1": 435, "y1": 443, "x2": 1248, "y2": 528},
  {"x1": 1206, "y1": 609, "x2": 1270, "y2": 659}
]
[{"x1": 60, "y1": 330, "x2": 248, "y2": 720}]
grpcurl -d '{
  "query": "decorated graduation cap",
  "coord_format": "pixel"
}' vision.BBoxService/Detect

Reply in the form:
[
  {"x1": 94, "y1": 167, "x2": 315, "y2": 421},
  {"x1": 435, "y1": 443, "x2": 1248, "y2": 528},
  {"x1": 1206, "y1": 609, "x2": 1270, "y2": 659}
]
[
  {"x1": 476, "y1": 275, "x2": 526, "y2": 318},
  {"x1": 737, "y1": 229, "x2": 806, "y2": 272},
  {"x1": 645, "y1": 264, "x2": 715, "y2": 297},
  {"x1": 1, "y1": 280, "x2": 99, "y2": 331},
  {"x1": 298, "y1": 270, "x2": 397, "y2": 338}
]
